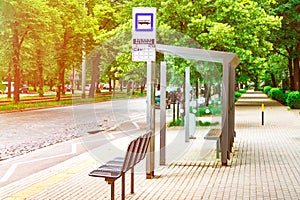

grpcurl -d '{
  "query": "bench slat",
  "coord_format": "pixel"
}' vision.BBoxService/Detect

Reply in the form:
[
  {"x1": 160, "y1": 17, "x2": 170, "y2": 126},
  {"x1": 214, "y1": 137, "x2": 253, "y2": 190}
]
[
  {"x1": 204, "y1": 128, "x2": 221, "y2": 140},
  {"x1": 88, "y1": 131, "x2": 152, "y2": 200}
]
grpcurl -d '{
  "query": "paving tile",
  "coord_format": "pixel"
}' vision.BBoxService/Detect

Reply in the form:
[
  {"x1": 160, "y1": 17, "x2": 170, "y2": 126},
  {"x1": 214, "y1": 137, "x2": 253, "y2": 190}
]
[{"x1": 2, "y1": 90, "x2": 300, "y2": 200}]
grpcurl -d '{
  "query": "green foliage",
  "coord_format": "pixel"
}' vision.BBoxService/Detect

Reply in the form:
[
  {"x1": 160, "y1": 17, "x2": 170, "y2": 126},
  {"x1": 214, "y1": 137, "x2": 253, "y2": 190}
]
[
  {"x1": 238, "y1": 88, "x2": 247, "y2": 93},
  {"x1": 0, "y1": 0, "x2": 297, "y2": 99},
  {"x1": 263, "y1": 86, "x2": 272, "y2": 94},
  {"x1": 37, "y1": 88, "x2": 44, "y2": 97},
  {"x1": 169, "y1": 118, "x2": 183, "y2": 127},
  {"x1": 255, "y1": 87, "x2": 264, "y2": 92},
  {"x1": 0, "y1": 80, "x2": 5, "y2": 93},
  {"x1": 286, "y1": 91, "x2": 300, "y2": 109},
  {"x1": 269, "y1": 1, "x2": 300, "y2": 91},
  {"x1": 168, "y1": 117, "x2": 219, "y2": 127},
  {"x1": 196, "y1": 120, "x2": 219, "y2": 127},
  {"x1": 269, "y1": 88, "x2": 287, "y2": 105},
  {"x1": 235, "y1": 91, "x2": 242, "y2": 102},
  {"x1": 192, "y1": 106, "x2": 222, "y2": 117}
]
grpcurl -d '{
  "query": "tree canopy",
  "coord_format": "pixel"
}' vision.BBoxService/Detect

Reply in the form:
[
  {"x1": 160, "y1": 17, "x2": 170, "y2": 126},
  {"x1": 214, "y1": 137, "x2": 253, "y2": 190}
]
[{"x1": 0, "y1": 0, "x2": 299, "y2": 102}]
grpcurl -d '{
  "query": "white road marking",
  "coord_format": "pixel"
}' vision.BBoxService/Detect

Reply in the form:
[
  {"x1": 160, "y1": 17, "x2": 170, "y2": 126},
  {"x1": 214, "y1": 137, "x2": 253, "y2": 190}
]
[{"x1": 0, "y1": 143, "x2": 79, "y2": 183}]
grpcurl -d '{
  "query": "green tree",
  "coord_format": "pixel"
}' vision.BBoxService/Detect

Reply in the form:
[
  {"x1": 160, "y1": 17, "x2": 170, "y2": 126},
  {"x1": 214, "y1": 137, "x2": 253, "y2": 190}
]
[
  {"x1": 48, "y1": 0, "x2": 85, "y2": 95},
  {"x1": 158, "y1": 0, "x2": 281, "y2": 89},
  {"x1": 270, "y1": 0, "x2": 300, "y2": 91},
  {"x1": 0, "y1": 0, "x2": 55, "y2": 102}
]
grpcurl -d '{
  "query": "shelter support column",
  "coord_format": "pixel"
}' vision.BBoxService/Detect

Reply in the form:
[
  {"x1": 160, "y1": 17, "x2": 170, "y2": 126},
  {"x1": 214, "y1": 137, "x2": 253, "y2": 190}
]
[
  {"x1": 184, "y1": 67, "x2": 190, "y2": 142},
  {"x1": 229, "y1": 64, "x2": 235, "y2": 150},
  {"x1": 221, "y1": 61, "x2": 229, "y2": 166}
]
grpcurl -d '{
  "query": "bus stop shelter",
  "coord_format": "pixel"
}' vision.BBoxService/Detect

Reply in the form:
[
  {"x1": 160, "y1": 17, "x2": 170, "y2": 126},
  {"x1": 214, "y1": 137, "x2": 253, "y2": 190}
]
[{"x1": 153, "y1": 44, "x2": 240, "y2": 167}]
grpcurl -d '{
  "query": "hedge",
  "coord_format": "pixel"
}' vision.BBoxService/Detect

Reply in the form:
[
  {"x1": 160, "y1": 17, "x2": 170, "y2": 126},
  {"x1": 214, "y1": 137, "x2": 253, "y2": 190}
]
[
  {"x1": 269, "y1": 88, "x2": 287, "y2": 105},
  {"x1": 235, "y1": 91, "x2": 242, "y2": 100},
  {"x1": 286, "y1": 91, "x2": 300, "y2": 109},
  {"x1": 263, "y1": 86, "x2": 272, "y2": 95}
]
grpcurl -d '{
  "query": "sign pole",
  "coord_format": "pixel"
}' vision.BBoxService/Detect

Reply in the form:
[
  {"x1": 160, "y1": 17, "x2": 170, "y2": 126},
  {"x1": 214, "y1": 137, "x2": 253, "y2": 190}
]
[
  {"x1": 132, "y1": 7, "x2": 156, "y2": 179},
  {"x1": 160, "y1": 61, "x2": 166, "y2": 165},
  {"x1": 146, "y1": 61, "x2": 155, "y2": 178}
]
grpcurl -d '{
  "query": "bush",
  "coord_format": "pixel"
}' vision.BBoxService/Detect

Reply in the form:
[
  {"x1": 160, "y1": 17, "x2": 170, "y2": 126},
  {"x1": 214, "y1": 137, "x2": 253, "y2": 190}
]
[
  {"x1": 238, "y1": 88, "x2": 247, "y2": 93},
  {"x1": 269, "y1": 88, "x2": 287, "y2": 105},
  {"x1": 286, "y1": 91, "x2": 300, "y2": 109},
  {"x1": 263, "y1": 86, "x2": 272, "y2": 95},
  {"x1": 194, "y1": 106, "x2": 222, "y2": 117},
  {"x1": 196, "y1": 120, "x2": 219, "y2": 126},
  {"x1": 235, "y1": 91, "x2": 242, "y2": 102},
  {"x1": 169, "y1": 118, "x2": 183, "y2": 127},
  {"x1": 255, "y1": 87, "x2": 263, "y2": 92},
  {"x1": 38, "y1": 88, "x2": 44, "y2": 97}
]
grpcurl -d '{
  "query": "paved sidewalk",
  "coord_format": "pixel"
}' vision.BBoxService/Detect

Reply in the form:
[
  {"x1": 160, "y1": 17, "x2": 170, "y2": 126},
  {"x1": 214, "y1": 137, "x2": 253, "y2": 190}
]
[{"x1": 1, "y1": 90, "x2": 300, "y2": 199}]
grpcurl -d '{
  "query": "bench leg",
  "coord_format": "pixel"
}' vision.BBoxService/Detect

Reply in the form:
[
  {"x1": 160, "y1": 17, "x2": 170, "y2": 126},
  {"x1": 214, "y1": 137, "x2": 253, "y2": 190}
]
[
  {"x1": 122, "y1": 174, "x2": 125, "y2": 200},
  {"x1": 110, "y1": 181, "x2": 115, "y2": 200},
  {"x1": 131, "y1": 168, "x2": 134, "y2": 194}
]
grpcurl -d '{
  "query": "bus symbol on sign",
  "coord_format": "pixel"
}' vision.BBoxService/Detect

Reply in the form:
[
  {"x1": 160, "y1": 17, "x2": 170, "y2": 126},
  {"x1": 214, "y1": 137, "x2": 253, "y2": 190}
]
[
  {"x1": 135, "y1": 13, "x2": 153, "y2": 32},
  {"x1": 138, "y1": 20, "x2": 150, "y2": 25}
]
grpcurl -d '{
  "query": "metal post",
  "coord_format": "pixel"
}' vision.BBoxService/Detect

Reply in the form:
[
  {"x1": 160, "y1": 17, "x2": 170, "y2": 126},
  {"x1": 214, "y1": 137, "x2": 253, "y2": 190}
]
[
  {"x1": 111, "y1": 181, "x2": 115, "y2": 200},
  {"x1": 184, "y1": 67, "x2": 190, "y2": 142},
  {"x1": 221, "y1": 61, "x2": 229, "y2": 166},
  {"x1": 160, "y1": 61, "x2": 166, "y2": 165},
  {"x1": 262, "y1": 103, "x2": 264, "y2": 126},
  {"x1": 131, "y1": 168, "x2": 134, "y2": 194},
  {"x1": 122, "y1": 174, "x2": 125, "y2": 200},
  {"x1": 177, "y1": 102, "x2": 180, "y2": 120},
  {"x1": 146, "y1": 61, "x2": 155, "y2": 179}
]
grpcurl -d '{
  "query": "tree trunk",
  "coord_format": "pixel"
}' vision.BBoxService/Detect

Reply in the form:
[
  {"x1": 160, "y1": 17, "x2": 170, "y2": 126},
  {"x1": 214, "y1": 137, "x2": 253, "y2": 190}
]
[
  {"x1": 270, "y1": 73, "x2": 277, "y2": 87},
  {"x1": 294, "y1": 41, "x2": 300, "y2": 91},
  {"x1": 109, "y1": 78, "x2": 112, "y2": 92},
  {"x1": 294, "y1": 57, "x2": 300, "y2": 91},
  {"x1": 113, "y1": 79, "x2": 116, "y2": 94},
  {"x1": 288, "y1": 58, "x2": 294, "y2": 91},
  {"x1": 12, "y1": 25, "x2": 20, "y2": 103},
  {"x1": 58, "y1": 30, "x2": 68, "y2": 95},
  {"x1": 37, "y1": 49, "x2": 44, "y2": 96},
  {"x1": 59, "y1": 67, "x2": 65, "y2": 94},
  {"x1": 7, "y1": 62, "x2": 12, "y2": 99},
  {"x1": 205, "y1": 84, "x2": 211, "y2": 107},
  {"x1": 89, "y1": 56, "x2": 100, "y2": 98}
]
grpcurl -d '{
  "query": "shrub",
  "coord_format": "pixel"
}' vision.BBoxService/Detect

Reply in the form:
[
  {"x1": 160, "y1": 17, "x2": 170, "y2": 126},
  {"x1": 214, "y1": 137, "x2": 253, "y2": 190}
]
[
  {"x1": 38, "y1": 88, "x2": 44, "y2": 97},
  {"x1": 235, "y1": 91, "x2": 242, "y2": 98},
  {"x1": 194, "y1": 106, "x2": 222, "y2": 117},
  {"x1": 196, "y1": 120, "x2": 219, "y2": 126},
  {"x1": 255, "y1": 87, "x2": 263, "y2": 92},
  {"x1": 238, "y1": 88, "x2": 247, "y2": 93},
  {"x1": 269, "y1": 88, "x2": 287, "y2": 105},
  {"x1": 263, "y1": 86, "x2": 272, "y2": 95},
  {"x1": 286, "y1": 91, "x2": 300, "y2": 109},
  {"x1": 169, "y1": 118, "x2": 183, "y2": 127},
  {"x1": 235, "y1": 91, "x2": 242, "y2": 102}
]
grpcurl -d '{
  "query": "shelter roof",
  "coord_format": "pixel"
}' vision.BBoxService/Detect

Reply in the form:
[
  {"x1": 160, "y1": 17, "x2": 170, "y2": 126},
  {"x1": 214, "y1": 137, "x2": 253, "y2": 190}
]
[{"x1": 156, "y1": 44, "x2": 240, "y2": 67}]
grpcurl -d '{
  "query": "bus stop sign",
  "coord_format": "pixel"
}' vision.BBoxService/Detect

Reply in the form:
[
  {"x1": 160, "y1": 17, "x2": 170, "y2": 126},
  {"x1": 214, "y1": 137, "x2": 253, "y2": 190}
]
[{"x1": 132, "y1": 7, "x2": 156, "y2": 62}]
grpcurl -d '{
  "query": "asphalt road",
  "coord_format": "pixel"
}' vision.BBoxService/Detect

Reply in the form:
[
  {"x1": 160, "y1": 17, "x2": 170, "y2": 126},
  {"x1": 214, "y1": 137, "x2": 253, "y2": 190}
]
[
  {"x1": 0, "y1": 97, "x2": 216, "y2": 188},
  {"x1": 0, "y1": 97, "x2": 149, "y2": 187}
]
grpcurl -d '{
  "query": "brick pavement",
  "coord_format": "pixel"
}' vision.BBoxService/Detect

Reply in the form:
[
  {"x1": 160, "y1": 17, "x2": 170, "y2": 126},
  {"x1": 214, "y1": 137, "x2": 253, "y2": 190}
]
[{"x1": 1, "y1": 90, "x2": 300, "y2": 199}]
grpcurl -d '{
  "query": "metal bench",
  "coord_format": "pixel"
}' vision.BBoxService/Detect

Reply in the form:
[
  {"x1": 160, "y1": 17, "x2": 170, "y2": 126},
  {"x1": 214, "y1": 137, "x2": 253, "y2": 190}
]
[
  {"x1": 204, "y1": 128, "x2": 222, "y2": 159},
  {"x1": 89, "y1": 131, "x2": 151, "y2": 200}
]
